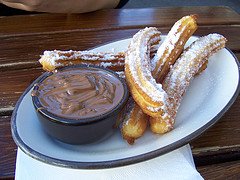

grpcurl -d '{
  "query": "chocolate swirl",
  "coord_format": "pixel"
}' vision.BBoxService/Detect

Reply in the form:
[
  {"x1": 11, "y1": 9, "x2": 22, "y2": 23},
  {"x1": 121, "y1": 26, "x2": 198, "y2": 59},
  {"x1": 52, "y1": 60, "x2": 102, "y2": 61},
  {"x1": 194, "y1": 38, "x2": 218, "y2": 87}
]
[{"x1": 36, "y1": 68, "x2": 124, "y2": 119}]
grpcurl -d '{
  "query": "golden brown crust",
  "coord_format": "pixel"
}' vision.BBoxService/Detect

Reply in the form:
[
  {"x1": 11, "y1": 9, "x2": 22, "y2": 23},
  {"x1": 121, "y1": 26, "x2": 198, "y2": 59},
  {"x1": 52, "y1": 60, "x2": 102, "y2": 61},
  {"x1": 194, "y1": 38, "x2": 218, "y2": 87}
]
[
  {"x1": 39, "y1": 39, "x2": 160, "y2": 72},
  {"x1": 125, "y1": 27, "x2": 167, "y2": 118},
  {"x1": 121, "y1": 104, "x2": 149, "y2": 144},
  {"x1": 152, "y1": 15, "x2": 198, "y2": 83},
  {"x1": 39, "y1": 50, "x2": 125, "y2": 71},
  {"x1": 150, "y1": 33, "x2": 227, "y2": 134},
  {"x1": 122, "y1": 15, "x2": 198, "y2": 143}
]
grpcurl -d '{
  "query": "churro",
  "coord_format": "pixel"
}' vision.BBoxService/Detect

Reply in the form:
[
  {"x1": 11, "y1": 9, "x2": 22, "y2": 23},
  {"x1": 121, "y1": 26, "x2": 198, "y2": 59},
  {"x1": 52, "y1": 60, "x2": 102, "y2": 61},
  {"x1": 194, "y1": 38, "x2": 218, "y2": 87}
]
[
  {"x1": 150, "y1": 33, "x2": 227, "y2": 134},
  {"x1": 125, "y1": 27, "x2": 167, "y2": 118},
  {"x1": 121, "y1": 15, "x2": 198, "y2": 143},
  {"x1": 152, "y1": 15, "x2": 198, "y2": 83},
  {"x1": 121, "y1": 99, "x2": 149, "y2": 144},
  {"x1": 39, "y1": 38, "x2": 160, "y2": 72},
  {"x1": 39, "y1": 50, "x2": 125, "y2": 71}
]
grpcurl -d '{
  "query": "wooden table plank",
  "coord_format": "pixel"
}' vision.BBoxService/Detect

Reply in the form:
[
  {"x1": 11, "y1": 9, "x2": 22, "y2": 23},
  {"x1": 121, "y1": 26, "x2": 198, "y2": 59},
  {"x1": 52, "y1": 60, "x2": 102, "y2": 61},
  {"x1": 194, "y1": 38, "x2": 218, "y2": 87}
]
[
  {"x1": 197, "y1": 160, "x2": 240, "y2": 179},
  {"x1": 0, "y1": 7, "x2": 239, "y2": 36},
  {"x1": 0, "y1": 116, "x2": 17, "y2": 178},
  {"x1": 0, "y1": 26, "x2": 239, "y2": 71},
  {"x1": 0, "y1": 68, "x2": 43, "y2": 112}
]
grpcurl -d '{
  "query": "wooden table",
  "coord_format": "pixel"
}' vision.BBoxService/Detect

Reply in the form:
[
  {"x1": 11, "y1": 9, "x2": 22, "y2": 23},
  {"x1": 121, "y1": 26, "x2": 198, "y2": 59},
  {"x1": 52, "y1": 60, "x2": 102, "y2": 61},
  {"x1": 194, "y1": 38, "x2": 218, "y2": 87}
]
[{"x1": 0, "y1": 6, "x2": 239, "y2": 179}]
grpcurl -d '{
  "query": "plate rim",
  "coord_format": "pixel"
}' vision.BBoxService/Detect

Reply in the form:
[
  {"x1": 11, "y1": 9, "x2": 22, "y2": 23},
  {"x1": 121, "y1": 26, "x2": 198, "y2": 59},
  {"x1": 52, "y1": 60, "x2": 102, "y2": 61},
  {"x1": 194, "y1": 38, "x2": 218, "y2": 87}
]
[{"x1": 11, "y1": 46, "x2": 240, "y2": 169}]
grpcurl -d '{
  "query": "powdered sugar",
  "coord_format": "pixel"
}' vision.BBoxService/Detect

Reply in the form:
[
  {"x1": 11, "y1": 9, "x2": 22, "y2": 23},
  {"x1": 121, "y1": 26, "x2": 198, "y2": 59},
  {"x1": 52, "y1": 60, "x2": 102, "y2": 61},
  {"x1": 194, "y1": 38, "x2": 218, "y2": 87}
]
[
  {"x1": 151, "y1": 15, "x2": 197, "y2": 77},
  {"x1": 125, "y1": 27, "x2": 167, "y2": 106},
  {"x1": 115, "y1": 71, "x2": 125, "y2": 78},
  {"x1": 163, "y1": 33, "x2": 227, "y2": 119},
  {"x1": 146, "y1": 106, "x2": 162, "y2": 112},
  {"x1": 39, "y1": 50, "x2": 125, "y2": 71}
]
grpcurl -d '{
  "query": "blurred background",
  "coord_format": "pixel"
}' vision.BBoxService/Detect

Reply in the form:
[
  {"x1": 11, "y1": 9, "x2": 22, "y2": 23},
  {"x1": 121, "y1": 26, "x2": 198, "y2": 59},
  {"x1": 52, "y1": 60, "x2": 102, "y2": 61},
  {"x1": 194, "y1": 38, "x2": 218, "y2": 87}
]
[
  {"x1": 0, "y1": 0, "x2": 239, "y2": 15},
  {"x1": 124, "y1": 0, "x2": 240, "y2": 13}
]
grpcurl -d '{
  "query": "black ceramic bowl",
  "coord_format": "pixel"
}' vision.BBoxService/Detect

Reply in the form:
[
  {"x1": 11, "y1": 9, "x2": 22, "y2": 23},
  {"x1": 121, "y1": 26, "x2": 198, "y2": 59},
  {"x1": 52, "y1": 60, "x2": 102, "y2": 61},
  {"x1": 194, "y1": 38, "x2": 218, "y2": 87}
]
[{"x1": 32, "y1": 65, "x2": 129, "y2": 144}]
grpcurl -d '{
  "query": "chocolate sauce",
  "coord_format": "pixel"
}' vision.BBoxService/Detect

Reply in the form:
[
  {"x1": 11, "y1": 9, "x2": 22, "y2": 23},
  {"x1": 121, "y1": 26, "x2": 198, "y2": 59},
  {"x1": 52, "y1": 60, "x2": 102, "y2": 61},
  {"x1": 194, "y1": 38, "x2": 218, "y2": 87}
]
[{"x1": 35, "y1": 68, "x2": 124, "y2": 119}]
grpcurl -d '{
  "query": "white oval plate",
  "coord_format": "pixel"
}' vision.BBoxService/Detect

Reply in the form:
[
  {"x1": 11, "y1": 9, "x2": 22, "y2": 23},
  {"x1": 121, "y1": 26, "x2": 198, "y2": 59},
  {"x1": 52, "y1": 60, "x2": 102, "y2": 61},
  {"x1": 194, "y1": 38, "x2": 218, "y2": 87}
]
[{"x1": 11, "y1": 36, "x2": 240, "y2": 169}]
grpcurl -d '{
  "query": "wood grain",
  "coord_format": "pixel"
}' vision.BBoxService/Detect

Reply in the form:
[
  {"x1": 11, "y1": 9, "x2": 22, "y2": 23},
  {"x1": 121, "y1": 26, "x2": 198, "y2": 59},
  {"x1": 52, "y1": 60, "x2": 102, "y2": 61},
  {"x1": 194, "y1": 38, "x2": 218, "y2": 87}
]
[
  {"x1": 0, "y1": 6, "x2": 239, "y2": 36},
  {"x1": 0, "y1": 6, "x2": 239, "y2": 179},
  {"x1": 0, "y1": 116, "x2": 17, "y2": 178},
  {"x1": 197, "y1": 160, "x2": 240, "y2": 180},
  {"x1": 0, "y1": 68, "x2": 43, "y2": 111},
  {"x1": 0, "y1": 26, "x2": 239, "y2": 72}
]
